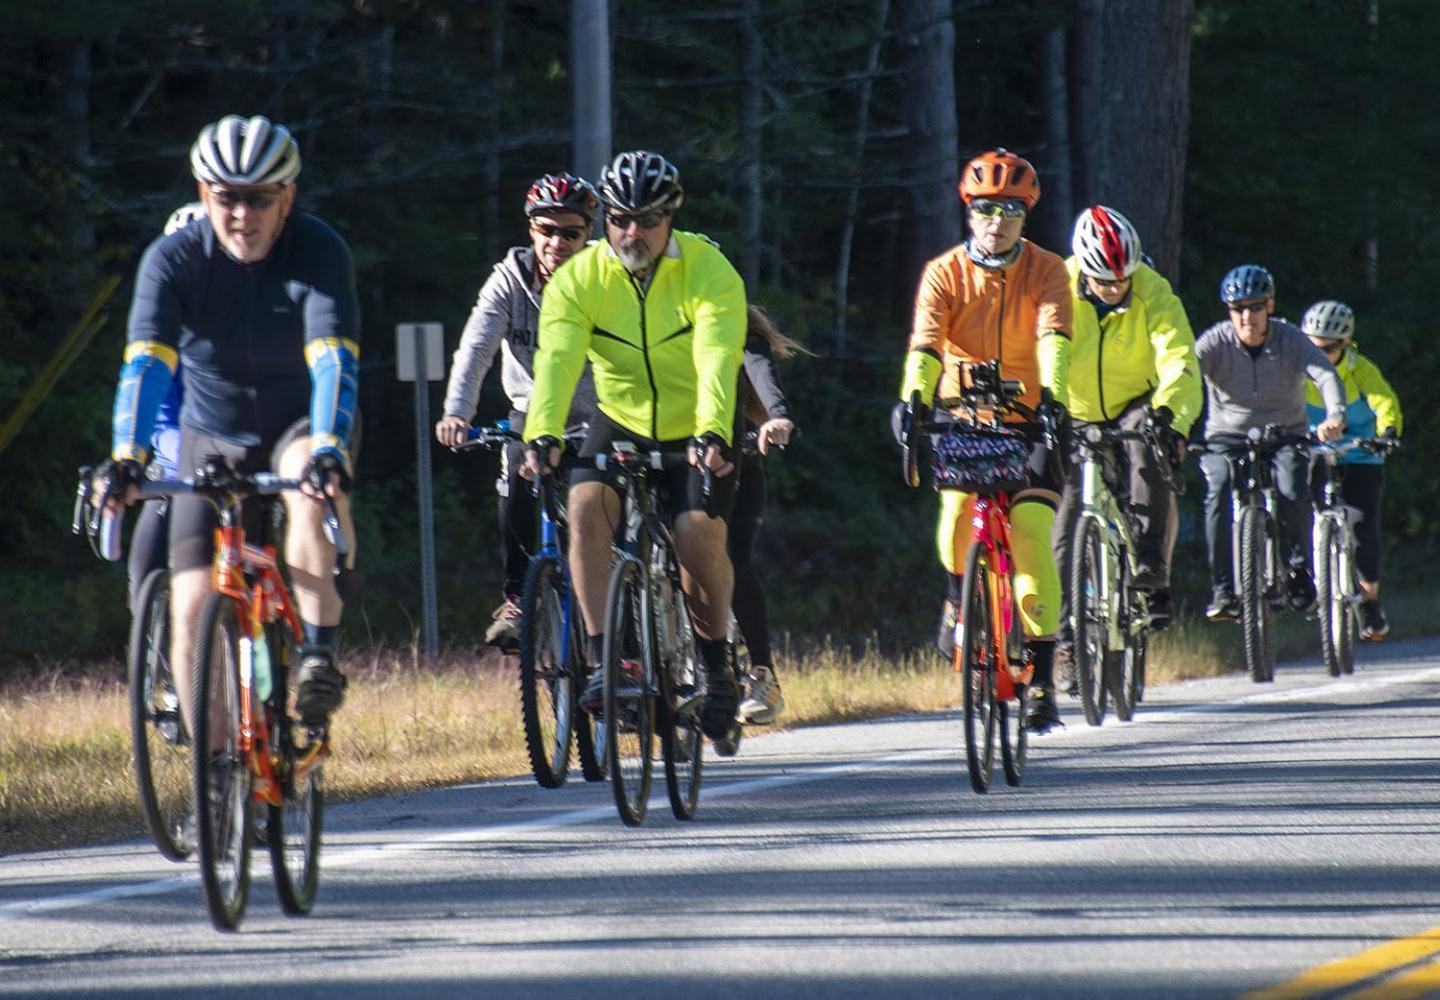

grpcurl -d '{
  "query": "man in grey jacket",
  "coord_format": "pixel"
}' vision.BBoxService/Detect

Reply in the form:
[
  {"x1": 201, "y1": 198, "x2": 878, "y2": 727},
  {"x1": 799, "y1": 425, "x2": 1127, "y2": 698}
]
[
  {"x1": 1196, "y1": 264, "x2": 1346, "y2": 620},
  {"x1": 435, "y1": 173, "x2": 600, "y2": 648}
]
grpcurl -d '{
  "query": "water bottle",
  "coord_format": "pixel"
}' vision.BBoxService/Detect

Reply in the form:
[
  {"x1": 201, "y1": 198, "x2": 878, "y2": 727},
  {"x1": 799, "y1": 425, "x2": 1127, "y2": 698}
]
[{"x1": 240, "y1": 625, "x2": 274, "y2": 703}]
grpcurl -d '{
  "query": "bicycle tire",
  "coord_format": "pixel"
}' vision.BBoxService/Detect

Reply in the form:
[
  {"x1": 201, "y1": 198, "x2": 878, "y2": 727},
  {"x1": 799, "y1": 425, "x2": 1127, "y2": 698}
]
[
  {"x1": 603, "y1": 557, "x2": 654, "y2": 826},
  {"x1": 1316, "y1": 517, "x2": 1342, "y2": 677},
  {"x1": 267, "y1": 626, "x2": 322, "y2": 916},
  {"x1": 1070, "y1": 517, "x2": 1109, "y2": 725},
  {"x1": 517, "y1": 556, "x2": 576, "y2": 788},
  {"x1": 1335, "y1": 526, "x2": 1357, "y2": 675},
  {"x1": 1111, "y1": 629, "x2": 1141, "y2": 722},
  {"x1": 1238, "y1": 506, "x2": 1276, "y2": 683},
  {"x1": 998, "y1": 561, "x2": 1028, "y2": 786},
  {"x1": 1129, "y1": 630, "x2": 1148, "y2": 708},
  {"x1": 128, "y1": 568, "x2": 193, "y2": 862},
  {"x1": 958, "y1": 541, "x2": 997, "y2": 793},
  {"x1": 192, "y1": 592, "x2": 253, "y2": 931},
  {"x1": 661, "y1": 588, "x2": 704, "y2": 819}
]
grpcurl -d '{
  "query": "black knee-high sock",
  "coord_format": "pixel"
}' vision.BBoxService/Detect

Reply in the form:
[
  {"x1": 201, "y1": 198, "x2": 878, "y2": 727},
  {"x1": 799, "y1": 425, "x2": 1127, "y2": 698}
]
[{"x1": 1030, "y1": 639, "x2": 1055, "y2": 688}]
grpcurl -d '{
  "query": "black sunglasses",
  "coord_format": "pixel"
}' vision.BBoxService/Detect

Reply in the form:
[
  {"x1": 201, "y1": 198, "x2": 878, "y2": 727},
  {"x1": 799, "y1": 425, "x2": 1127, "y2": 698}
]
[
  {"x1": 1228, "y1": 300, "x2": 1268, "y2": 314},
  {"x1": 209, "y1": 187, "x2": 282, "y2": 211},
  {"x1": 605, "y1": 211, "x2": 668, "y2": 231},
  {"x1": 531, "y1": 221, "x2": 587, "y2": 241}
]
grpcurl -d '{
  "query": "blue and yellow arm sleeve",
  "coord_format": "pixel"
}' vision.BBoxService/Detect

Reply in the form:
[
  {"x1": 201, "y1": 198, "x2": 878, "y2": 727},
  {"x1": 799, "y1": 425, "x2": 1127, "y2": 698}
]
[
  {"x1": 305, "y1": 337, "x2": 360, "y2": 469},
  {"x1": 111, "y1": 341, "x2": 178, "y2": 464}
]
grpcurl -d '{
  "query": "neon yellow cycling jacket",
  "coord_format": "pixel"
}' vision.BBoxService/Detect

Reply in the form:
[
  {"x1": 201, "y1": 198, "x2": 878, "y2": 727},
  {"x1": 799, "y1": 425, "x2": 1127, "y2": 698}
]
[
  {"x1": 1304, "y1": 344, "x2": 1402, "y2": 438},
  {"x1": 1062, "y1": 257, "x2": 1202, "y2": 435},
  {"x1": 527, "y1": 230, "x2": 746, "y2": 444}
]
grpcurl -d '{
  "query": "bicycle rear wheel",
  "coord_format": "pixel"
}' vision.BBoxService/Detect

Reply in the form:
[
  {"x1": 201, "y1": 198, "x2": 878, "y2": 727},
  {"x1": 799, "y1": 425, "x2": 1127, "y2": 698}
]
[
  {"x1": 959, "y1": 541, "x2": 997, "y2": 793},
  {"x1": 128, "y1": 568, "x2": 193, "y2": 861},
  {"x1": 1316, "y1": 517, "x2": 1342, "y2": 677},
  {"x1": 1238, "y1": 506, "x2": 1276, "y2": 683},
  {"x1": 603, "y1": 557, "x2": 654, "y2": 826},
  {"x1": 192, "y1": 593, "x2": 253, "y2": 931},
  {"x1": 518, "y1": 556, "x2": 576, "y2": 788},
  {"x1": 1070, "y1": 518, "x2": 1110, "y2": 725},
  {"x1": 662, "y1": 598, "x2": 704, "y2": 820},
  {"x1": 1110, "y1": 629, "x2": 1142, "y2": 722},
  {"x1": 267, "y1": 627, "x2": 322, "y2": 916}
]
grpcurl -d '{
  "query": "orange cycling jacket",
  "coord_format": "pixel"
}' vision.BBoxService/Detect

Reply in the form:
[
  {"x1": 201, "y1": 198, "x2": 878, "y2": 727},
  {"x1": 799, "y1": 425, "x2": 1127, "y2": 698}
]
[{"x1": 901, "y1": 238, "x2": 1072, "y2": 414}]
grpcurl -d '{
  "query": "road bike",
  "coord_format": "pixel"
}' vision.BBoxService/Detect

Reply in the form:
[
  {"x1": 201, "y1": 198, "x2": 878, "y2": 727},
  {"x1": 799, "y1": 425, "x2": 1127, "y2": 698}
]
[
  {"x1": 1198, "y1": 426, "x2": 1312, "y2": 683},
  {"x1": 452, "y1": 424, "x2": 601, "y2": 788},
  {"x1": 901, "y1": 361, "x2": 1055, "y2": 793},
  {"x1": 81, "y1": 456, "x2": 351, "y2": 930},
  {"x1": 1068, "y1": 418, "x2": 1181, "y2": 725},
  {"x1": 595, "y1": 443, "x2": 730, "y2": 825},
  {"x1": 1311, "y1": 436, "x2": 1399, "y2": 677}
]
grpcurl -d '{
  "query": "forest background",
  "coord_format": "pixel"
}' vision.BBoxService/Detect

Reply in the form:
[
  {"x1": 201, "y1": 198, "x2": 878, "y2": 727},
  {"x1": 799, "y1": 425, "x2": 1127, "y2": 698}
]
[{"x1": 2, "y1": 0, "x2": 1436, "y2": 667}]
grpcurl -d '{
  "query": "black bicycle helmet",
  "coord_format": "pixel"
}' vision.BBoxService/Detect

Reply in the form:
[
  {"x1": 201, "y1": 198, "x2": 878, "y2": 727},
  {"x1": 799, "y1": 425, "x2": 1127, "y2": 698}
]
[
  {"x1": 1219, "y1": 264, "x2": 1275, "y2": 304},
  {"x1": 597, "y1": 150, "x2": 684, "y2": 213},
  {"x1": 525, "y1": 172, "x2": 600, "y2": 223}
]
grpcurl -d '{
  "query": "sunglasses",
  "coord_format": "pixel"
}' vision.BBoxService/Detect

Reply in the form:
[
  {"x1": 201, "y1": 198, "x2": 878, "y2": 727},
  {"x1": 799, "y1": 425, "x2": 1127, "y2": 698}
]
[
  {"x1": 209, "y1": 187, "x2": 282, "y2": 211},
  {"x1": 605, "y1": 211, "x2": 668, "y2": 231},
  {"x1": 970, "y1": 198, "x2": 1027, "y2": 220},
  {"x1": 1088, "y1": 276, "x2": 1131, "y2": 292},
  {"x1": 1320, "y1": 341, "x2": 1347, "y2": 354},
  {"x1": 531, "y1": 221, "x2": 587, "y2": 241},
  {"x1": 1228, "y1": 300, "x2": 1269, "y2": 314}
]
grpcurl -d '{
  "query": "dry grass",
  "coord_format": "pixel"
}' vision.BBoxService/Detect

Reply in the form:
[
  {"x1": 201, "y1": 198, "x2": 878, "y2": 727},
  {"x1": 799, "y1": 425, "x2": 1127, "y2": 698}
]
[{"x1": 3, "y1": 594, "x2": 1430, "y2": 855}]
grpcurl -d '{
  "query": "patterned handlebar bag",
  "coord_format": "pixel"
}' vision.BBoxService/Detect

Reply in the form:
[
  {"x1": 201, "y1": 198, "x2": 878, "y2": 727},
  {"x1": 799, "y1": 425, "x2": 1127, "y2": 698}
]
[{"x1": 931, "y1": 423, "x2": 1030, "y2": 494}]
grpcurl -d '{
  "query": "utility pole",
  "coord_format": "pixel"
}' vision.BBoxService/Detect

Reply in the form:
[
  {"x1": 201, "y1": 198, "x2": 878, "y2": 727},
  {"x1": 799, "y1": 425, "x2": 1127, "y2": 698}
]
[{"x1": 572, "y1": 0, "x2": 612, "y2": 187}]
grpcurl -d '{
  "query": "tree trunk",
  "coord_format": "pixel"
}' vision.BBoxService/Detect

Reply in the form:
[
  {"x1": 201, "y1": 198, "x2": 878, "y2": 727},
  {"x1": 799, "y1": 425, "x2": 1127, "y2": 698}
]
[
  {"x1": 833, "y1": 0, "x2": 890, "y2": 354},
  {"x1": 57, "y1": 39, "x2": 95, "y2": 303},
  {"x1": 484, "y1": 2, "x2": 505, "y2": 261},
  {"x1": 1363, "y1": 0, "x2": 1379, "y2": 292},
  {"x1": 1069, "y1": 0, "x2": 1193, "y2": 281},
  {"x1": 571, "y1": 0, "x2": 612, "y2": 188},
  {"x1": 1035, "y1": 25, "x2": 1074, "y2": 254},
  {"x1": 893, "y1": 0, "x2": 960, "y2": 322},
  {"x1": 738, "y1": 0, "x2": 763, "y2": 290}
]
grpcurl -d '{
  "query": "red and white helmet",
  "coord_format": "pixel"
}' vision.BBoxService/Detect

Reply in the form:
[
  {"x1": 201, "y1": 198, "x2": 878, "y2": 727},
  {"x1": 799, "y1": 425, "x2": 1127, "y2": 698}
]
[{"x1": 1072, "y1": 205, "x2": 1142, "y2": 281}]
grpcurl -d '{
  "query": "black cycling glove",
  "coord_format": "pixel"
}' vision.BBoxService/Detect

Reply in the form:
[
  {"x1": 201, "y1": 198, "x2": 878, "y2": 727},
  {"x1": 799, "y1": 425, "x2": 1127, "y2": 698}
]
[{"x1": 302, "y1": 451, "x2": 352, "y2": 494}]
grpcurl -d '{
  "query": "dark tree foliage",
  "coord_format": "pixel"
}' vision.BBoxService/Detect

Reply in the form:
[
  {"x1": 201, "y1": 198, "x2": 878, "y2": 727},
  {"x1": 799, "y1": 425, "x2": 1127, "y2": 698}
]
[{"x1": 1, "y1": 0, "x2": 1434, "y2": 665}]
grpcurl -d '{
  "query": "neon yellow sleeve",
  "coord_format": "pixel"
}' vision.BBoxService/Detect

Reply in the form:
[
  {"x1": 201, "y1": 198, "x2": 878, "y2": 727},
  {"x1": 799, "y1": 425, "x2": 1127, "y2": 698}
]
[
  {"x1": 900, "y1": 349, "x2": 942, "y2": 404},
  {"x1": 526, "y1": 261, "x2": 591, "y2": 443},
  {"x1": 1147, "y1": 290, "x2": 1203, "y2": 435},
  {"x1": 1036, "y1": 331, "x2": 1070, "y2": 404},
  {"x1": 1353, "y1": 351, "x2": 1403, "y2": 435}
]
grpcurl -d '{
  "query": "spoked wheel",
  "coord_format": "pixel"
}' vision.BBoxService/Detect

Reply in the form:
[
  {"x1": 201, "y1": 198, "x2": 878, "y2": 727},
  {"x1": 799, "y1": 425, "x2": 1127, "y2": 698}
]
[
  {"x1": 128, "y1": 569, "x2": 193, "y2": 861},
  {"x1": 958, "y1": 541, "x2": 997, "y2": 793},
  {"x1": 1316, "y1": 518, "x2": 1356, "y2": 677},
  {"x1": 518, "y1": 557, "x2": 577, "y2": 788},
  {"x1": 192, "y1": 593, "x2": 253, "y2": 931},
  {"x1": 1070, "y1": 518, "x2": 1110, "y2": 725},
  {"x1": 998, "y1": 573, "x2": 1028, "y2": 787},
  {"x1": 602, "y1": 557, "x2": 654, "y2": 826},
  {"x1": 267, "y1": 628, "x2": 322, "y2": 916},
  {"x1": 1238, "y1": 506, "x2": 1276, "y2": 683},
  {"x1": 1110, "y1": 630, "x2": 1142, "y2": 722},
  {"x1": 662, "y1": 601, "x2": 704, "y2": 820}
]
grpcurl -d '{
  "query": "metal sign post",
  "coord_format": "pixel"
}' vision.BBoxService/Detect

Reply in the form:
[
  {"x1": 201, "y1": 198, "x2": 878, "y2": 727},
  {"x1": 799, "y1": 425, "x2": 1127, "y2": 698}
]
[{"x1": 396, "y1": 322, "x2": 445, "y2": 660}]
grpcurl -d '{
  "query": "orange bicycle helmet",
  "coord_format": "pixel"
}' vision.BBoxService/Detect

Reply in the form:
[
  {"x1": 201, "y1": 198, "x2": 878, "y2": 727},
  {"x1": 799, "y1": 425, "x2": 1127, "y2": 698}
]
[{"x1": 957, "y1": 148, "x2": 1041, "y2": 209}]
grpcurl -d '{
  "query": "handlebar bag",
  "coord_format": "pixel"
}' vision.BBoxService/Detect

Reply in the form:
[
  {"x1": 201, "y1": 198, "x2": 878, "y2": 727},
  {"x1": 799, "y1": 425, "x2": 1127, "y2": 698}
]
[{"x1": 932, "y1": 423, "x2": 1030, "y2": 494}]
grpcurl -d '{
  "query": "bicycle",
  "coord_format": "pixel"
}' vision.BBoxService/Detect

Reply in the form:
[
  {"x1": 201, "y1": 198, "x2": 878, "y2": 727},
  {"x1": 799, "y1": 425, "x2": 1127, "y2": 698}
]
[
  {"x1": 1198, "y1": 426, "x2": 1313, "y2": 683},
  {"x1": 73, "y1": 475, "x2": 190, "y2": 861},
  {"x1": 451, "y1": 423, "x2": 602, "y2": 788},
  {"x1": 1311, "y1": 436, "x2": 1399, "y2": 677},
  {"x1": 592, "y1": 442, "x2": 725, "y2": 825},
  {"x1": 1067, "y1": 418, "x2": 1182, "y2": 725},
  {"x1": 81, "y1": 456, "x2": 350, "y2": 930},
  {"x1": 901, "y1": 361, "x2": 1055, "y2": 793}
]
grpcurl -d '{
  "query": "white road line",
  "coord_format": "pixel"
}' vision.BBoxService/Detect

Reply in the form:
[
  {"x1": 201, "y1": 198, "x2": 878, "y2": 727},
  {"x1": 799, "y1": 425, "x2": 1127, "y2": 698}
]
[{"x1": 4, "y1": 663, "x2": 1437, "y2": 920}]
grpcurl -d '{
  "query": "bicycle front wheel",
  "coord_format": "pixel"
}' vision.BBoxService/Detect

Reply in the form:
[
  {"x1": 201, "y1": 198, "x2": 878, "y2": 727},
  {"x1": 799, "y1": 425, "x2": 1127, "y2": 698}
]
[
  {"x1": 1316, "y1": 517, "x2": 1342, "y2": 677},
  {"x1": 603, "y1": 557, "x2": 654, "y2": 826},
  {"x1": 1070, "y1": 517, "x2": 1110, "y2": 726},
  {"x1": 128, "y1": 568, "x2": 193, "y2": 861},
  {"x1": 1238, "y1": 506, "x2": 1276, "y2": 683},
  {"x1": 518, "y1": 556, "x2": 576, "y2": 788},
  {"x1": 662, "y1": 601, "x2": 704, "y2": 820},
  {"x1": 192, "y1": 593, "x2": 253, "y2": 931},
  {"x1": 959, "y1": 541, "x2": 997, "y2": 793}
]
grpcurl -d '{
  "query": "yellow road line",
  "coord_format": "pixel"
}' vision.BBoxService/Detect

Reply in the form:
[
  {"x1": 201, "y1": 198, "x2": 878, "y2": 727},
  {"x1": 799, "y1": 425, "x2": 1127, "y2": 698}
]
[
  {"x1": 1342, "y1": 959, "x2": 1440, "y2": 1000},
  {"x1": 1239, "y1": 927, "x2": 1440, "y2": 999}
]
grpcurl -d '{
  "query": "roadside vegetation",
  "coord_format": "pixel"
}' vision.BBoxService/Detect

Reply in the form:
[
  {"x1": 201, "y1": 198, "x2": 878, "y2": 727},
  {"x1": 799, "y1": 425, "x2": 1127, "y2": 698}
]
[{"x1": 5, "y1": 592, "x2": 1430, "y2": 856}]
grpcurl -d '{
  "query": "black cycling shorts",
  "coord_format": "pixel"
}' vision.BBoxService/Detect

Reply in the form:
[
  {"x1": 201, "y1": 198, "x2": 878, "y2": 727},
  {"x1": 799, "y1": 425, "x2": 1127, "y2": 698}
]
[{"x1": 569, "y1": 410, "x2": 737, "y2": 522}]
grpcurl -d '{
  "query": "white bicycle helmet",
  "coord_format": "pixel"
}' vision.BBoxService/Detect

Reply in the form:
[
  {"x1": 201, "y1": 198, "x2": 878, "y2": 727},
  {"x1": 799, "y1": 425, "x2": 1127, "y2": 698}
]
[
  {"x1": 1301, "y1": 300, "x2": 1355, "y2": 342},
  {"x1": 163, "y1": 202, "x2": 206, "y2": 235},
  {"x1": 597, "y1": 150, "x2": 684, "y2": 213},
  {"x1": 1072, "y1": 205, "x2": 1142, "y2": 281},
  {"x1": 190, "y1": 115, "x2": 301, "y2": 187}
]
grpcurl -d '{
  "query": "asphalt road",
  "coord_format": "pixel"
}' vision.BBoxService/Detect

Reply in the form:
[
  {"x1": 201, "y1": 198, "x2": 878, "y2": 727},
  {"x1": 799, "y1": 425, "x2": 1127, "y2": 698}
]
[{"x1": 3, "y1": 636, "x2": 1439, "y2": 999}]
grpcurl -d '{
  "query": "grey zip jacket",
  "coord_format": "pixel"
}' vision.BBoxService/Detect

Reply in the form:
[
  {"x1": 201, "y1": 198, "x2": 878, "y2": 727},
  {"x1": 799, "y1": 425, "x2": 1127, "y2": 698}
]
[
  {"x1": 442, "y1": 246, "x2": 596, "y2": 423},
  {"x1": 1196, "y1": 317, "x2": 1345, "y2": 439}
]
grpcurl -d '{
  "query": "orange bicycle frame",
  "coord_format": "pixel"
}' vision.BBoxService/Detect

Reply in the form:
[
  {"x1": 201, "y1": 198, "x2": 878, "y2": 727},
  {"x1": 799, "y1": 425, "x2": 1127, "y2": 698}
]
[{"x1": 954, "y1": 493, "x2": 1035, "y2": 700}]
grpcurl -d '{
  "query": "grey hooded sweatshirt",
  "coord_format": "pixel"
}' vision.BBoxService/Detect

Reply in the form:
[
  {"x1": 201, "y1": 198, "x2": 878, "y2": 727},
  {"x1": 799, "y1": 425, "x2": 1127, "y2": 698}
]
[
  {"x1": 442, "y1": 246, "x2": 596, "y2": 424},
  {"x1": 1195, "y1": 317, "x2": 1345, "y2": 438}
]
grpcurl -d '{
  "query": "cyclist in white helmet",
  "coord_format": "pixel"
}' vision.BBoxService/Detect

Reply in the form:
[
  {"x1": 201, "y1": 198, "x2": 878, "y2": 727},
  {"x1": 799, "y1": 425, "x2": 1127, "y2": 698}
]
[
  {"x1": 93, "y1": 114, "x2": 360, "y2": 740},
  {"x1": 1301, "y1": 300, "x2": 1402, "y2": 639},
  {"x1": 1052, "y1": 206, "x2": 1201, "y2": 685}
]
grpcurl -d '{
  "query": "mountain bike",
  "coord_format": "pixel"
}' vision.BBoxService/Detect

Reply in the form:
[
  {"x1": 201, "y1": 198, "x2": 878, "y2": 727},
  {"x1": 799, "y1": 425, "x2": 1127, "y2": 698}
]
[
  {"x1": 452, "y1": 424, "x2": 602, "y2": 788},
  {"x1": 901, "y1": 361, "x2": 1055, "y2": 793},
  {"x1": 1199, "y1": 426, "x2": 1313, "y2": 683},
  {"x1": 1068, "y1": 418, "x2": 1181, "y2": 725},
  {"x1": 73, "y1": 476, "x2": 190, "y2": 861},
  {"x1": 594, "y1": 443, "x2": 724, "y2": 825},
  {"x1": 82, "y1": 456, "x2": 351, "y2": 930},
  {"x1": 1311, "y1": 436, "x2": 1399, "y2": 677}
]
